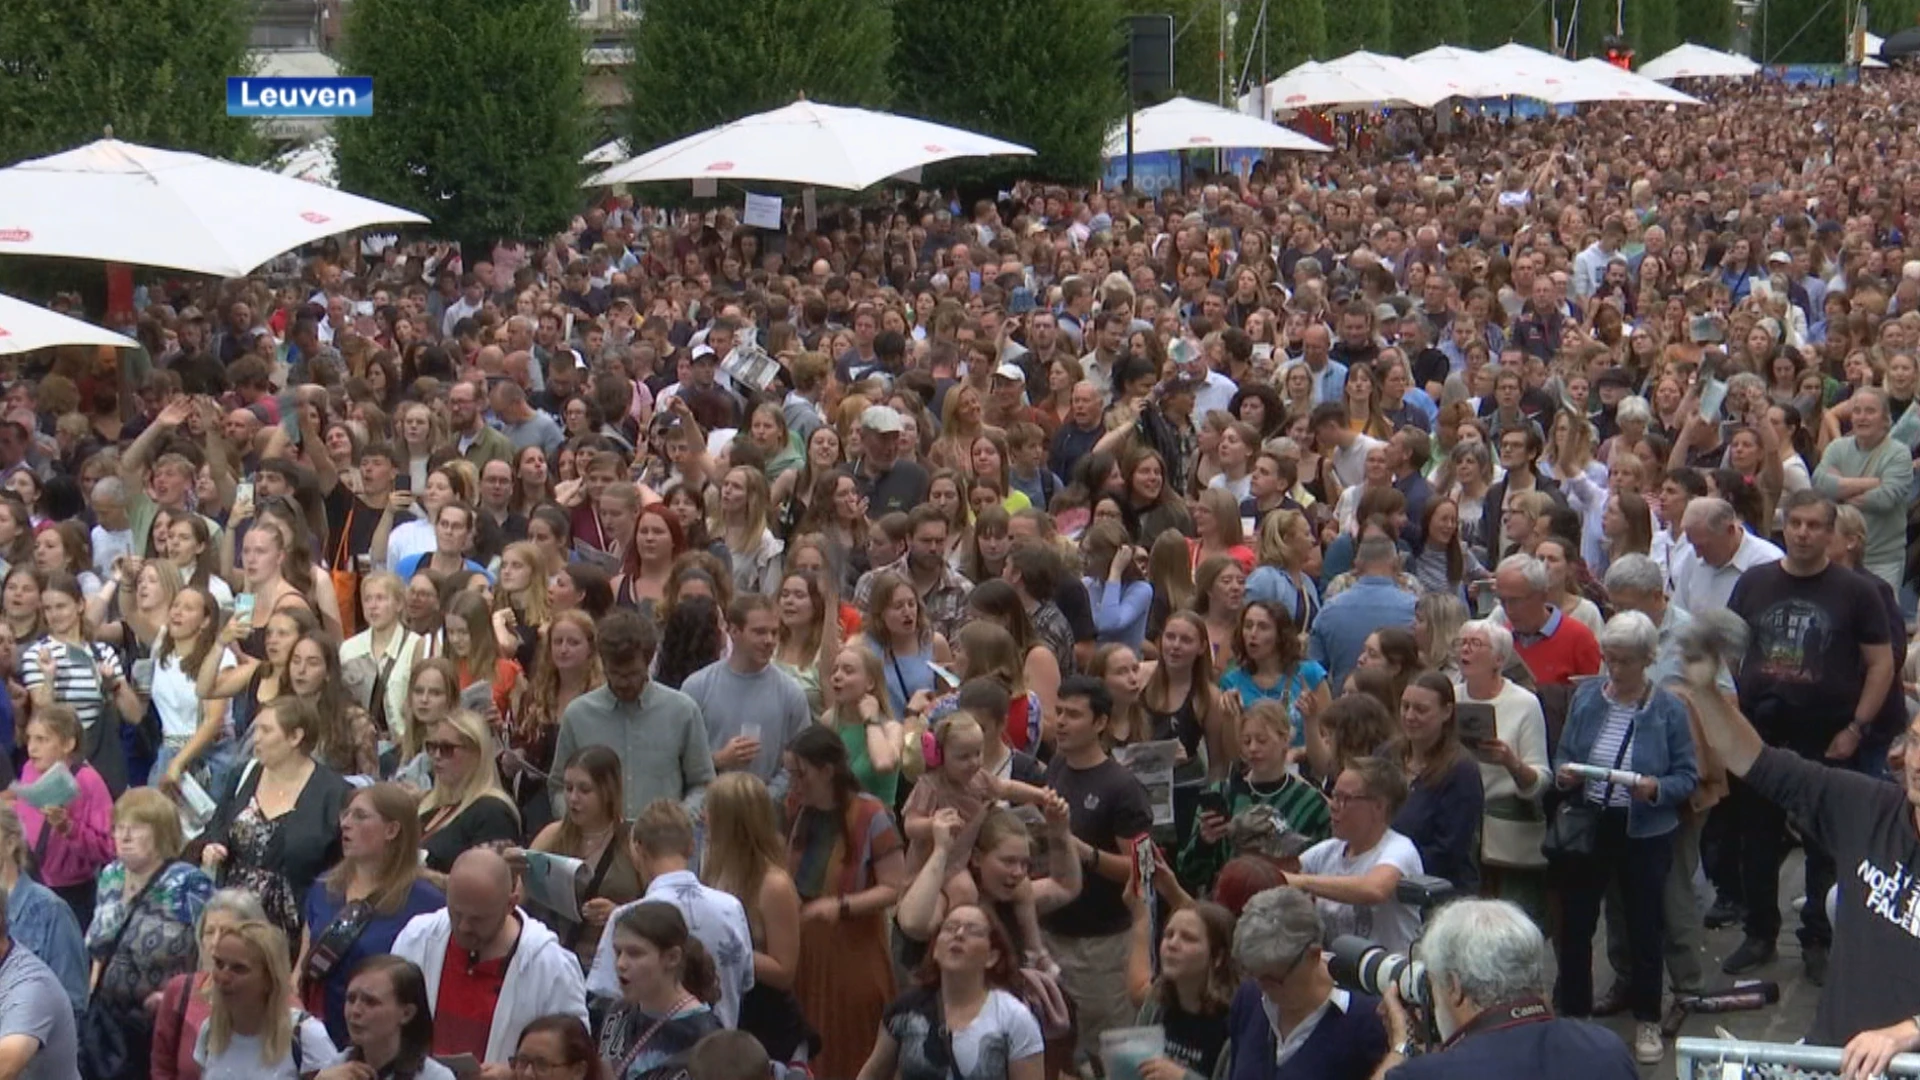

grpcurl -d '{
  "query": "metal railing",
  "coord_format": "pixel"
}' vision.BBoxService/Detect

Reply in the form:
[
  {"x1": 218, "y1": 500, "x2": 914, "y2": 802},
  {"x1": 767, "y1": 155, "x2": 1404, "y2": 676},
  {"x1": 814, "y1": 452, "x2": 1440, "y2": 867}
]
[{"x1": 1678, "y1": 1037, "x2": 1920, "y2": 1079}]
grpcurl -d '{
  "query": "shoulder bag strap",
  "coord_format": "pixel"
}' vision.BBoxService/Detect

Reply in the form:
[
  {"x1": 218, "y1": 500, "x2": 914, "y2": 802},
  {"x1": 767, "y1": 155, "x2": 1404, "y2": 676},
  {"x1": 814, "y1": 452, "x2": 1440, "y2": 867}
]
[
  {"x1": 101, "y1": 861, "x2": 174, "y2": 971},
  {"x1": 563, "y1": 826, "x2": 626, "y2": 949},
  {"x1": 1593, "y1": 684, "x2": 1650, "y2": 805}
]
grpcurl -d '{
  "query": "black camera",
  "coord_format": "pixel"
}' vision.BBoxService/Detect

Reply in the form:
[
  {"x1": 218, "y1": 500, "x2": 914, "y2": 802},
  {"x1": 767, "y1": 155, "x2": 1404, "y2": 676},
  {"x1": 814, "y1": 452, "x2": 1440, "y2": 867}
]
[{"x1": 1330, "y1": 935, "x2": 1431, "y2": 1013}]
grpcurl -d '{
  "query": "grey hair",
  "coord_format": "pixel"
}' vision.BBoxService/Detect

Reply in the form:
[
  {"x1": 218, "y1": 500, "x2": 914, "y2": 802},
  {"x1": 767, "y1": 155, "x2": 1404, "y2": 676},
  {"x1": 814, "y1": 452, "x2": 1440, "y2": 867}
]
[
  {"x1": 1680, "y1": 496, "x2": 1738, "y2": 533},
  {"x1": 1495, "y1": 553, "x2": 1549, "y2": 595},
  {"x1": 1458, "y1": 618, "x2": 1514, "y2": 666},
  {"x1": 1449, "y1": 441, "x2": 1492, "y2": 475},
  {"x1": 201, "y1": 887, "x2": 269, "y2": 931},
  {"x1": 1597, "y1": 610, "x2": 1661, "y2": 663},
  {"x1": 1416, "y1": 899, "x2": 1550, "y2": 1005},
  {"x1": 1355, "y1": 536, "x2": 1399, "y2": 570},
  {"x1": 1726, "y1": 372, "x2": 1766, "y2": 402},
  {"x1": 1602, "y1": 553, "x2": 1665, "y2": 596},
  {"x1": 1232, "y1": 886, "x2": 1324, "y2": 976},
  {"x1": 1852, "y1": 386, "x2": 1891, "y2": 415},
  {"x1": 1615, "y1": 395, "x2": 1652, "y2": 428},
  {"x1": 90, "y1": 476, "x2": 127, "y2": 505}
]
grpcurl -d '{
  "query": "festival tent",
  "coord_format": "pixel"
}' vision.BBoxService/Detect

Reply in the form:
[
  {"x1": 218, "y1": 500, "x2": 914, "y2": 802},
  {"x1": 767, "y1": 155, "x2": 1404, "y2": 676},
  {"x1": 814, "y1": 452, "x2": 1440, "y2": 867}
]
[
  {"x1": 1406, "y1": 45, "x2": 1525, "y2": 100},
  {"x1": 1636, "y1": 42, "x2": 1761, "y2": 80},
  {"x1": 1570, "y1": 58, "x2": 1705, "y2": 104},
  {"x1": 0, "y1": 138, "x2": 427, "y2": 278},
  {"x1": 1104, "y1": 96, "x2": 1330, "y2": 156},
  {"x1": 0, "y1": 294, "x2": 138, "y2": 355},
  {"x1": 586, "y1": 100, "x2": 1032, "y2": 191}
]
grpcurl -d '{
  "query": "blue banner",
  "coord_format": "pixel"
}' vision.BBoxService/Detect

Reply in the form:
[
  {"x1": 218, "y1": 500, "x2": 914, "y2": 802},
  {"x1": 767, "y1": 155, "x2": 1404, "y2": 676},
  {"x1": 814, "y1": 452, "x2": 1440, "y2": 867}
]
[{"x1": 226, "y1": 76, "x2": 373, "y2": 118}]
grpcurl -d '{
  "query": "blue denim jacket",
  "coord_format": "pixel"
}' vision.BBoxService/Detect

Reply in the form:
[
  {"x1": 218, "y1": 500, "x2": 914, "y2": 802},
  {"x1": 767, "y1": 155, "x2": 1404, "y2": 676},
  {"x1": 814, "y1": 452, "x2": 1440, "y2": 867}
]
[{"x1": 1553, "y1": 679, "x2": 1699, "y2": 839}]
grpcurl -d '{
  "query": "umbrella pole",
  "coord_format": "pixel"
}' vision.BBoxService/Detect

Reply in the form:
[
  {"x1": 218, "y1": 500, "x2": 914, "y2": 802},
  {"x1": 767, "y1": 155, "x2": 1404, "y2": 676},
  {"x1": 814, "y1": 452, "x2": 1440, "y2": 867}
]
[{"x1": 1126, "y1": 104, "x2": 1136, "y2": 191}]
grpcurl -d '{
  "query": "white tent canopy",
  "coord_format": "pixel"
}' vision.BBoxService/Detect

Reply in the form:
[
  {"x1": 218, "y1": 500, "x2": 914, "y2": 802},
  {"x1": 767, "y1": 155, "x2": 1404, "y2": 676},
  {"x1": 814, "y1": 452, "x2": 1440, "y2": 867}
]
[
  {"x1": 1260, "y1": 53, "x2": 1453, "y2": 113},
  {"x1": 1636, "y1": 42, "x2": 1761, "y2": 80},
  {"x1": 1570, "y1": 58, "x2": 1704, "y2": 104},
  {"x1": 587, "y1": 100, "x2": 1033, "y2": 191},
  {"x1": 1104, "y1": 96, "x2": 1329, "y2": 156},
  {"x1": 1865, "y1": 33, "x2": 1889, "y2": 68},
  {"x1": 583, "y1": 139, "x2": 629, "y2": 166},
  {"x1": 0, "y1": 138, "x2": 427, "y2": 278},
  {"x1": 1406, "y1": 45, "x2": 1518, "y2": 99},
  {"x1": 0, "y1": 293, "x2": 137, "y2": 356}
]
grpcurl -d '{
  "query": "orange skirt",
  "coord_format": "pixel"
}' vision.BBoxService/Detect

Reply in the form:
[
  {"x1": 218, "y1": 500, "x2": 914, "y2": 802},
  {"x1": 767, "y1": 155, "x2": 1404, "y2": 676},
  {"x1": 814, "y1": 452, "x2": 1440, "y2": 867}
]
[{"x1": 796, "y1": 910, "x2": 895, "y2": 1080}]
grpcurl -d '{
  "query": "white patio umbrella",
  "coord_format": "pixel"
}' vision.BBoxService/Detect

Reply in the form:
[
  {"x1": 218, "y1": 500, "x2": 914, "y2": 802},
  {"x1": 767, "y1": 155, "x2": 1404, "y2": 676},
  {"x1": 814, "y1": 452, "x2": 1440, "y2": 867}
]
[
  {"x1": 1864, "y1": 33, "x2": 1889, "y2": 68},
  {"x1": 1262, "y1": 56, "x2": 1450, "y2": 112},
  {"x1": 587, "y1": 100, "x2": 1033, "y2": 191},
  {"x1": 0, "y1": 293, "x2": 137, "y2": 356},
  {"x1": 1407, "y1": 45, "x2": 1518, "y2": 99},
  {"x1": 271, "y1": 137, "x2": 338, "y2": 188},
  {"x1": 0, "y1": 138, "x2": 428, "y2": 278},
  {"x1": 1570, "y1": 58, "x2": 1704, "y2": 104},
  {"x1": 1636, "y1": 42, "x2": 1761, "y2": 80},
  {"x1": 1315, "y1": 51, "x2": 1456, "y2": 107},
  {"x1": 582, "y1": 138, "x2": 629, "y2": 166},
  {"x1": 1103, "y1": 96, "x2": 1329, "y2": 156},
  {"x1": 1478, "y1": 42, "x2": 1648, "y2": 104}
]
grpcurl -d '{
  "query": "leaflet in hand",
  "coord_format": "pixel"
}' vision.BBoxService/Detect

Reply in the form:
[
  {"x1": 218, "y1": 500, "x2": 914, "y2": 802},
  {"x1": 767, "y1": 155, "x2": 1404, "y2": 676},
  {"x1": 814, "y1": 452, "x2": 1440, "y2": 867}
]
[
  {"x1": 17, "y1": 762, "x2": 78, "y2": 810},
  {"x1": 1565, "y1": 763, "x2": 1642, "y2": 787},
  {"x1": 174, "y1": 772, "x2": 219, "y2": 839},
  {"x1": 522, "y1": 850, "x2": 585, "y2": 923}
]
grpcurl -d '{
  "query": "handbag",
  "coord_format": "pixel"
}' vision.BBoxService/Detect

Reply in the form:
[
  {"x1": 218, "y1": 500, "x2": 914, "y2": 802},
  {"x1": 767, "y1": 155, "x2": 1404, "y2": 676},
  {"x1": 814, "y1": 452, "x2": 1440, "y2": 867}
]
[
  {"x1": 1542, "y1": 694, "x2": 1642, "y2": 861},
  {"x1": 331, "y1": 507, "x2": 362, "y2": 638},
  {"x1": 78, "y1": 862, "x2": 173, "y2": 1080},
  {"x1": 70, "y1": 643, "x2": 128, "y2": 798}
]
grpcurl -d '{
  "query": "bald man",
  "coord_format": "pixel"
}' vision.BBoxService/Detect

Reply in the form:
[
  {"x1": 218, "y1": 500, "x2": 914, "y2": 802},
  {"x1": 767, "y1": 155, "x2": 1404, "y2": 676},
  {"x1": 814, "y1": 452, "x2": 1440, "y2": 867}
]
[{"x1": 392, "y1": 849, "x2": 587, "y2": 1074}]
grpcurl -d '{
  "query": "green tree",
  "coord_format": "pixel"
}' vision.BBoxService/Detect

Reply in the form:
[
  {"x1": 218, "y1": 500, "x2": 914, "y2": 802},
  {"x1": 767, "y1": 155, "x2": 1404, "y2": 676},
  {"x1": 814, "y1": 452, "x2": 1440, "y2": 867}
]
[
  {"x1": 1626, "y1": 0, "x2": 1679, "y2": 62},
  {"x1": 0, "y1": 0, "x2": 256, "y2": 166},
  {"x1": 1234, "y1": 0, "x2": 1328, "y2": 86},
  {"x1": 336, "y1": 0, "x2": 585, "y2": 248},
  {"x1": 626, "y1": 0, "x2": 893, "y2": 149},
  {"x1": 1325, "y1": 0, "x2": 1393, "y2": 53},
  {"x1": 1464, "y1": 0, "x2": 1553, "y2": 47},
  {"x1": 1756, "y1": 0, "x2": 1848, "y2": 61},
  {"x1": 1392, "y1": 0, "x2": 1467, "y2": 53},
  {"x1": 893, "y1": 0, "x2": 1126, "y2": 182},
  {"x1": 1674, "y1": 0, "x2": 1736, "y2": 48}
]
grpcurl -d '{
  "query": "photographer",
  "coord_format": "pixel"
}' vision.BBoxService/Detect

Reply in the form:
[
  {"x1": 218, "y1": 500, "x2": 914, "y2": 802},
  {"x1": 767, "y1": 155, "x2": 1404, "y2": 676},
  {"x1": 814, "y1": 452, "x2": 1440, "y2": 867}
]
[
  {"x1": 1227, "y1": 887, "x2": 1387, "y2": 1080},
  {"x1": 1373, "y1": 900, "x2": 1637, "y2": 1079}
]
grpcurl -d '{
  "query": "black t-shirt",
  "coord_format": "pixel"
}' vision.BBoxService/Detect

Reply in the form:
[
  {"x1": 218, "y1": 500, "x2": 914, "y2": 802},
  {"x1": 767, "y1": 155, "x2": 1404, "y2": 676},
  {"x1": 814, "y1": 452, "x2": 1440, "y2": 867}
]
[
  {"x1": 1728, "y1": 562, "x2": 1890, "y2": 754},
  {"x1": 1409, "y1": 346, "x2": 1451, "y2": 393},
  {"x1": 855, "y1": 459, "x2": 930, "y2": 520},
  {"x1": 1039, "y1": 756, "x2": 1153, "y2": 938},
  {"x1": 325, "y1": 490, "x2": 390, "y2": 566},
  {"x1": 1746, "y1": 748, "x2": 1920, "y2": 1046},
  {"x1": 1055, "y1": 577, "x2": 1096, "y2": 646},
  {"x1": 1160, "y1": 998, "x2": 1230, "y2": 1080}
]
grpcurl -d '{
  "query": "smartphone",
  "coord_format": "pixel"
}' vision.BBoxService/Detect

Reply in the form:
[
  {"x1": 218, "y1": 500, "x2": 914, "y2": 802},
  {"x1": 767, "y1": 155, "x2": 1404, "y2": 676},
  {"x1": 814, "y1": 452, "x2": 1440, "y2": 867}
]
[
  {"x1": 233, "y1": 481, "x2": 254, "y2": 508},
  {"x1": 233, "y1": 593, "x2": 256, "y2": 624},
  {"x1": 393, "y1": 473, "x2": 411, "y2": 493},
  {"x1": 1197, "y1": 790, "x2": 1231, "y2": 820}
]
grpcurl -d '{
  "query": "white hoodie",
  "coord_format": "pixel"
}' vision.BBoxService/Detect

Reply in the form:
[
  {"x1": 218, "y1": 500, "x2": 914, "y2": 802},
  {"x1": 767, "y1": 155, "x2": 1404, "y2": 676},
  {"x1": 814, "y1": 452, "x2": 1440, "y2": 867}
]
[{"x1": 393, "y1": 907, "x2": 589, "y2": 1065}]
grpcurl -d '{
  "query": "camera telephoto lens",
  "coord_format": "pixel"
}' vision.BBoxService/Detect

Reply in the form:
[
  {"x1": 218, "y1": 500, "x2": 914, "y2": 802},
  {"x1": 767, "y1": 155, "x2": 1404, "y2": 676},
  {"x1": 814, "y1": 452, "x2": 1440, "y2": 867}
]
[{"x1": 1329, "y1": 935, "x2": 1430, "y2": 1011}]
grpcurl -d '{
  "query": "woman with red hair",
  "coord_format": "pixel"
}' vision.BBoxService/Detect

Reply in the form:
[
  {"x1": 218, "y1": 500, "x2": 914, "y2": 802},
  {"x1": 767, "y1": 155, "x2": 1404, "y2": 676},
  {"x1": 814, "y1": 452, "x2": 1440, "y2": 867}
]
[{"x1": 611, "y1": 502, "x2": 685, "y2": 620}]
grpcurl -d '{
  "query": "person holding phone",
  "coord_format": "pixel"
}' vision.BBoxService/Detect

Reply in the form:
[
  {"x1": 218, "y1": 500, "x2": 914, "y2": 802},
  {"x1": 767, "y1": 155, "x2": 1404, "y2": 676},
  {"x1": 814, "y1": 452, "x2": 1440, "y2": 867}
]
[{"x1": 1178, "y1": 700, "x2": 1330, "y2": 894}]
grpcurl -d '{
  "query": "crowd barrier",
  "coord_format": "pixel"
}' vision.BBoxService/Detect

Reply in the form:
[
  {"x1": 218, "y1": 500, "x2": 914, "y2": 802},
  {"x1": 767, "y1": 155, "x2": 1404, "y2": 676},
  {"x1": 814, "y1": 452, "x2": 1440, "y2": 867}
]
[{"x1": 1676, "y1": 1036, "x2": 1920, "y2": 1079}]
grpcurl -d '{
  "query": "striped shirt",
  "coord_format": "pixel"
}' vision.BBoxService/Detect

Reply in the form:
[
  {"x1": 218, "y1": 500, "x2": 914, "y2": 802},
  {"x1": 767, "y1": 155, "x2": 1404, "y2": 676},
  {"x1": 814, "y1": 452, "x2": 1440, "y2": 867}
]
[
  {"x1": 1583, "y1": 693, "x2": 1639, "y2": 808},
  {"x1": 20, "y1": 637, "x2": 123, "y2": 729}
]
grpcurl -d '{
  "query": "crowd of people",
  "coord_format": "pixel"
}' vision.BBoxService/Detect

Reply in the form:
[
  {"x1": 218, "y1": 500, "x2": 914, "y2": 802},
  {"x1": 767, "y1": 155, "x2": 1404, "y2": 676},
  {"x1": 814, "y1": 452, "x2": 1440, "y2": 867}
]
[{"x1": 1, "y1": 66, "x2": 1920, "y2": 1080}]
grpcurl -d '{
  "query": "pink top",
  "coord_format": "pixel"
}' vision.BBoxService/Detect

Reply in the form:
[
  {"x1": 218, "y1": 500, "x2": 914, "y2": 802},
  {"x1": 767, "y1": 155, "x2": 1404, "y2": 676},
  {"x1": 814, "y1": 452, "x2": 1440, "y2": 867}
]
[{"x1": 14, "y1": 761, "x2": 114, "y2": 888}]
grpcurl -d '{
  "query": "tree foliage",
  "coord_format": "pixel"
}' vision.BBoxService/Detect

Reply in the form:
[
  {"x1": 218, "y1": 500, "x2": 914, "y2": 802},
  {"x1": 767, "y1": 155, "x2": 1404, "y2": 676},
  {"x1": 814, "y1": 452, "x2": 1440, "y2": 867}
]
[
  {"x1": 1325, "y1": 0, "x2": 1393, "y2": 55},
  {"x1": 1674, "y1": 0, "x2": 1736, "y2": 49},
  {"x1": 625, "y1": 0, "x2": 894, "y2": 149},
  {"x1": 336, "y1": 0, "x2": 586, "y2": 249},
  {"x1": 1392, "y1": 0, "x2": 1467, "y2": 54},
  {"x1": 1236, "y1": 0, "x2": 1329, "y2": 94},
  {"x1": 0, "y1": 0, "x2": 257, "y2": 166},
  {"x1": 1756, "y1": 0, "x2": 1848, "y2": 62},
  {"x1": 1463, "y1": 0, "x2": 1552, "y2": 48},
  {"x1": 1625, "y1": 0, "x2": 1680, "y2": 64},
  {"x1": 892, "y1": 0, "x2": 1126, "y2": 183}
]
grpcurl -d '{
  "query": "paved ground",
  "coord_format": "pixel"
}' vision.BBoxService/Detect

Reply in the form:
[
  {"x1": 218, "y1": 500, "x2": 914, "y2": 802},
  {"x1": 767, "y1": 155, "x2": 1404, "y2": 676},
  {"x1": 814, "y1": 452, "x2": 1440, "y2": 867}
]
[{"x1": 1587, "y1": 851, "x2": 1826, "y2": 1079}]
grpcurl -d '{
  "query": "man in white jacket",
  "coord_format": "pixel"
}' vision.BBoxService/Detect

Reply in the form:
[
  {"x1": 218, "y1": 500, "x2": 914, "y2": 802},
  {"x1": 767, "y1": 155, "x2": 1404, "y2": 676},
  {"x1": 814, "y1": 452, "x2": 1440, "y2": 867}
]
[{"x1": 394, "y1": 849, "x2": 589, "y2": 1074}]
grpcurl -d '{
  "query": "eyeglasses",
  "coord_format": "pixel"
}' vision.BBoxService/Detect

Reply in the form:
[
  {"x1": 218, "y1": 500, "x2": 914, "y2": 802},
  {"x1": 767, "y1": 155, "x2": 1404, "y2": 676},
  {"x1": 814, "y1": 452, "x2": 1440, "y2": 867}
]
[
  {"x1": 424, "y1": 739, "x2": 468, "y2": 758},
  {"x1": 1328, "y1": 791, "x2": 1377, "y2": 808},
  {"x1": 509, "y1": 1056, "x2": 572, "y2": 1074},
  {"x1": 938, "y1": 920, "x2": 991, "y2": 941}
]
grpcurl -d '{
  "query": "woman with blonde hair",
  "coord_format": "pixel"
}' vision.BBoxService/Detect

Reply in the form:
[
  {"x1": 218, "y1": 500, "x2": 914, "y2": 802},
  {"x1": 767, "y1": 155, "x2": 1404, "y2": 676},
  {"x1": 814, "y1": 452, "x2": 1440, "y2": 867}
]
[
  {"x1": 493, "y1": 540, "x2": 551, "y2": 650},
  {"x1": 932, "y1": 383, "x2": 988, "y2": 473},
  {"x1": 195, "y1": 919, "x2": 336, "y2": 1075},
  {"x1": 1143, "y1": 610, "x2": 1234, "y2": 782},
  {"x1": 1145, "y1": 530, "x2": 1195, "y2": 646},
  {"x1": 1342, "y1": 361, "x2": 1393, "y2": 439},
  {"x1": 1244, "y1": 507, "x2": 1320, "y2": 633},
  {"x1": 153, "y1": 889, "x2": 270, "y2": 1080},
  {"x1": 714, "y1": 466, "x2": 784, "y2": 596},
  {"x1": 1414, "y1": 592, "x2": 1470, "y2": 679},
  {"x1": 416, "y1": 709, "x2": 520, "y2": 875},
  {"x1": 340, "y1": 570, "x2": 426, "y2": 752},
  {"x1": 1187, "y1": 488, "x2": 1253, "y2": 574},
  {"x1": 702, "y1": 772, "x2": 810, "y2": 1064},
  {"x1": 297, "y1": 783, "x2": 443, "y2": 1045},
  {"x1": 443, "y1": 590, "x2": 522, "y2": 722}
]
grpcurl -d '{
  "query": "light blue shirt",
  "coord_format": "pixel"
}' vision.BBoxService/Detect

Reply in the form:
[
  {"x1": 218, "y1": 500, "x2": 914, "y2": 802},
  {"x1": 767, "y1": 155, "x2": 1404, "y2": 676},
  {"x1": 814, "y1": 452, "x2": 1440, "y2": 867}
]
[
  {"x1": 1308, "y1": 576, "x2": 1416, "y2": 691},
  {"x1": 7, "y1": 878, "x2": 86, "y2": 1014},
  {"x1": 589, "y1": 870, "x2": 754, "y2": 1028},
  {"x1": 1084, "y1": 578, "x2": 1153, "y2": 650}
]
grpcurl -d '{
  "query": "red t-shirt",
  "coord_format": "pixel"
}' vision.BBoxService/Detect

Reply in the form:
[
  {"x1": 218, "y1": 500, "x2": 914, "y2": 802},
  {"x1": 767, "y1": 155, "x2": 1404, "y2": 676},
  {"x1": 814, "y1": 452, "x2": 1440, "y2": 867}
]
[{"x1": 431, "y1": 935, "x2": 511, "y2": 1059}]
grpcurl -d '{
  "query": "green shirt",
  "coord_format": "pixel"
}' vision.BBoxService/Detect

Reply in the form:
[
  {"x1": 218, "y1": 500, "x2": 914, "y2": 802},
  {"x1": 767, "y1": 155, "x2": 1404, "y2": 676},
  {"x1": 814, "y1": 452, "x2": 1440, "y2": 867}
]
[{"x1": 1177, "y1": 769, "x2": 1331, "y2": 894}]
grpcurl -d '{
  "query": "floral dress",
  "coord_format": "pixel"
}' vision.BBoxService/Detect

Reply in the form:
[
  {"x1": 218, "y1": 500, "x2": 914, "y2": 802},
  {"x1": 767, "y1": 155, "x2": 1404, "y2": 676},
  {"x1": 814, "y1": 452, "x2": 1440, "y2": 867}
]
[
  {"x1": 223, "y1": 799, "x2": 302, "y2": 942},
  {"x1": 87, "y1": 860, "x2": 213, "y2": 1010}
]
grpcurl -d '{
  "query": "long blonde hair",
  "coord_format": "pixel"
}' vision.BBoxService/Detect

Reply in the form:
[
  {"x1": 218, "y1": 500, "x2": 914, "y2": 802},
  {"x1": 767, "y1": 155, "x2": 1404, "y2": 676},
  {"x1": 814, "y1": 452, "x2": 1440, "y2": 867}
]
[
  {"x1": 495, "y1": 541, "x2": 551, "y2": 626},
  {"x1": 203, "y1": 920, "x2": 297, "y2": 1065},
  {"x1": 700, "y1": 773, "x2": 786, "y2": 925},
  {"x1": 418, "y1": 709, "x2": 518, "y2": 825}
]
